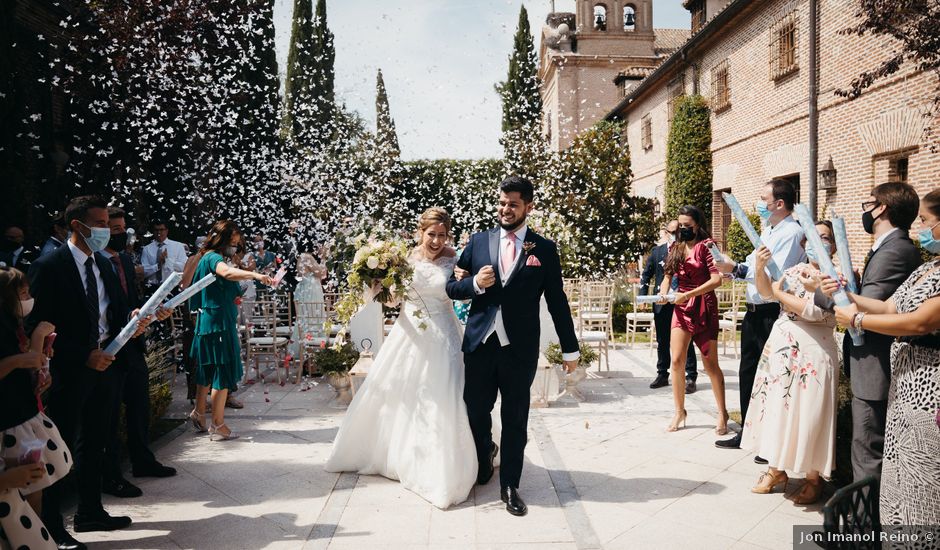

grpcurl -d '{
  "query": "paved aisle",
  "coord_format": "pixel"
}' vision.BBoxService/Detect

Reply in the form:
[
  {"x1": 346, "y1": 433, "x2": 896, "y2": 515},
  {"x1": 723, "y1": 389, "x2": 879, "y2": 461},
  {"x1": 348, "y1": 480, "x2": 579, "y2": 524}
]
[{"x1": 77, "y1": 347, "x2": 823, "y2": 549}]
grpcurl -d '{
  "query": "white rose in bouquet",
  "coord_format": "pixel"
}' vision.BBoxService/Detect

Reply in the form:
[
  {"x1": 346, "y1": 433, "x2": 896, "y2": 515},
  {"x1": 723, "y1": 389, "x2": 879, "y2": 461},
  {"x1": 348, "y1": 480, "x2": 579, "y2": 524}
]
[{"x1": 366, "y1": 256, "x2": 380, "y2": 269}]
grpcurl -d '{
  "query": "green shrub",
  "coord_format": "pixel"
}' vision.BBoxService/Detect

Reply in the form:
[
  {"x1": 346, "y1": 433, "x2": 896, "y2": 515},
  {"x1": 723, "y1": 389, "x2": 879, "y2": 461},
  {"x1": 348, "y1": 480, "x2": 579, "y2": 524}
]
[
  {"x1": 544, "y1": 342, "x2": 599, "y2": 366},
  {"x1": 317, "y1": 341, "x2": 360, "y2": 375},
  {"x1": 665, "y1": 95, "x2": 713, "y2": 221},
  {"x1": 726, "y1": 212, "x2": 763, "y2": 263}
]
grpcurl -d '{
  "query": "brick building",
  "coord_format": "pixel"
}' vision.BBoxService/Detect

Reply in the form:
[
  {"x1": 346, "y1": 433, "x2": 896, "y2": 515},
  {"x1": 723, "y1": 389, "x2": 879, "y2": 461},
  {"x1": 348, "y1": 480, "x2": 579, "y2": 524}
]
[
  {"x1": 601, "y1": 0, "x2": 940, "y2": 257},
  {"x1": 538, "y1": 0, "x2": 689, "y2": 151}
]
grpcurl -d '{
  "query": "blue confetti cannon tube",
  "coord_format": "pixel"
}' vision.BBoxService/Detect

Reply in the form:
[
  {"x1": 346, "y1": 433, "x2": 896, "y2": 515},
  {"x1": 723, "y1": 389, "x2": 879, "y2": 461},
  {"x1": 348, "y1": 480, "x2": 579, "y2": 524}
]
[
  {"x1": 830, "y1": 213, "x2": 859, "y2": 295},
  {"x1": 636, "y1": 294, "x2": 676, "y2": 304},
  {"x1": 793, "y1": 204, "x2": 864, "y2": 346},
  {"x1": 721, "y1": 193, "x2": 784, "y2": 281},
  {"x1": 104, "y1": 271, "x2": 182, "y2": 355}
]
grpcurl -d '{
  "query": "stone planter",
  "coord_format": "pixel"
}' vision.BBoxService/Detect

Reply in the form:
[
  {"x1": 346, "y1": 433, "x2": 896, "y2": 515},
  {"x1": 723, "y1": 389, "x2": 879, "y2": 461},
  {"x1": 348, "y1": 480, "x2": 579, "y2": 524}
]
[
  {"x1": 325, "y1": 372, "x2": 353, "y2": 409},
  {"x1": 553, "y1": 364, "x2": 588, "y2": 404}
]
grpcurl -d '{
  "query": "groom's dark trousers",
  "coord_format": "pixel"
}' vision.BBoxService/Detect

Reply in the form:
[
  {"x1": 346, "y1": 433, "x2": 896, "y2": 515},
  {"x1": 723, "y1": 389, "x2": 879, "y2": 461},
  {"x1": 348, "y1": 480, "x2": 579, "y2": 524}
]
[{"x1": 464, "y1": 336, "x2": 537, "y2": 488}]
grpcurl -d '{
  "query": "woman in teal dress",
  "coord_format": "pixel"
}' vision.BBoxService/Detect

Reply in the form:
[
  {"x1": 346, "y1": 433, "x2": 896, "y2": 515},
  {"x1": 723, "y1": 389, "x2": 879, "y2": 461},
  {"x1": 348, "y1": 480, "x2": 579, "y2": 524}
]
[{"x1": 189, "y1": 220, "x2": 273, "y2": 441}]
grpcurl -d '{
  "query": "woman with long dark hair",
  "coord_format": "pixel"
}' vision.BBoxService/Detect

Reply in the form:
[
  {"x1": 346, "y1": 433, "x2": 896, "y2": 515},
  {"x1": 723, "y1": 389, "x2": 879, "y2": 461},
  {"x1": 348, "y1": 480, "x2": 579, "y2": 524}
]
[
  {"x1": 189, "y1": 221, "x2": 273, "y2": 441},
  {"x1": 659, "y1": 205, "x2": 729, "y2": 433}
]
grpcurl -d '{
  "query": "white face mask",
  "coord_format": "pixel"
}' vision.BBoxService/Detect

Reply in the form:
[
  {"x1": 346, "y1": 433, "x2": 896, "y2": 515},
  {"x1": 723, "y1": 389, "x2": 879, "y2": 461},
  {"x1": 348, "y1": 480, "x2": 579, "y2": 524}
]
[{"x1": 20, "y1": 298, "x2": 34, "y2": 317}]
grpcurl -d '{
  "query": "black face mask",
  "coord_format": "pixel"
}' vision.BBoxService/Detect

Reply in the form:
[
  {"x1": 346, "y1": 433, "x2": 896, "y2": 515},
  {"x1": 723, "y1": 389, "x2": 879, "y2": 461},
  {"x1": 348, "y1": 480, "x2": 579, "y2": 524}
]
[
  {"x1": 678, "y1": 227, "x2": 696, "y2": 242},
  {"x1": 108, "y1": 232, "x2": 128, "y2": 251},
  {"x1": 862, "y1": 207, "x2": 882, "y2": 235}
]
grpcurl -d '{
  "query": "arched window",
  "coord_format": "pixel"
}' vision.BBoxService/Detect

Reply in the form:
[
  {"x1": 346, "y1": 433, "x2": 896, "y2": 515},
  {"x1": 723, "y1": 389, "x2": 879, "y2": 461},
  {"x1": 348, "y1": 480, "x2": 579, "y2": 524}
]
[
  {"x1": 593, "y1": 4, "x2": 607, "y2": 31},
  {"x1": 624, "y1": 5, "x2": 636, "y2": 31}
]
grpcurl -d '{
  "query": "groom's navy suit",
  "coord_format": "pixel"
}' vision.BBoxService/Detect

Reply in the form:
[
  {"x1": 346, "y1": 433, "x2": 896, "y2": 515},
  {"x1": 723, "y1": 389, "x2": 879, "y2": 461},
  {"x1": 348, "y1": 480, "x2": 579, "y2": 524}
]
[{"x1": 447, "y1": 226, "x2": 578, "y2": 488}]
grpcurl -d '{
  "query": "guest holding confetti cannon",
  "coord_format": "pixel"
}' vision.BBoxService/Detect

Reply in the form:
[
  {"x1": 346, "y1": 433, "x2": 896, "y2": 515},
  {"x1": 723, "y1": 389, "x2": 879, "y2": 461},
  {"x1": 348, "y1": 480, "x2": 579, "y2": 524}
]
[
  {"x1": 814, "y1": 182, "x2": 922, "y2": 484},
  {"x1": 714, "y1": 180, "x2": 806, "y2": 455},
  {"x1": 827, "y1": 188, "x2": 940, "y2": 531},
  {"x1": 189, "y1": 220, "x2": 273, "y2": 442},
  {"x1": 658, "y1": 206, "x2": 728, "y2": 434},
  {"x1": 743, "y1": 221, "x2": 841, "y2": 505}
]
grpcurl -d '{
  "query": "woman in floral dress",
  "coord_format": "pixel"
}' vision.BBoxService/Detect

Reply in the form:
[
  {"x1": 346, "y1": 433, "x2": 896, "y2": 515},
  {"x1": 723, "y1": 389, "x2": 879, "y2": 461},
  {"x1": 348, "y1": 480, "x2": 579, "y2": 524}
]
[
  {"x1": 833, "y1": 189, "x2": 940, "y2": 536},
  {"x1": 743, "y1": 220, "x2": 840, "y2": 505}
]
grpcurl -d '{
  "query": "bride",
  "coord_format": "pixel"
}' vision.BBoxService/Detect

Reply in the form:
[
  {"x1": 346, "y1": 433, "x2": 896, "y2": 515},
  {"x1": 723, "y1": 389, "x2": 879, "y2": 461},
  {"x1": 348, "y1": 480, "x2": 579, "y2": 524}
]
[{"x1": 325, "y1": 207, "x2": 478, "y2": 508}]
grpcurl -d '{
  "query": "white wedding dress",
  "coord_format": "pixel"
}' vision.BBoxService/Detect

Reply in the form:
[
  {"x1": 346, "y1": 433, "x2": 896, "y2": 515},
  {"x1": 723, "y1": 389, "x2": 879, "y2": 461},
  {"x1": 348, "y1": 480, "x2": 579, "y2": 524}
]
[{"x1": 325, "y1": 255, "x2": 478, "y2": 509}]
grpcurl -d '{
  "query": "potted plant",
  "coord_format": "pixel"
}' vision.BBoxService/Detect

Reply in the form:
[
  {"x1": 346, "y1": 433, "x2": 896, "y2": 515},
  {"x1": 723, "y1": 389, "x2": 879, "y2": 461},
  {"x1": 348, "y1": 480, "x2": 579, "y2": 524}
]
[
  {"x1": 317, "y1": 342, "x2": 360, "y2": 408},
  {"x1": 544, "y1": 342, "x2": 599, "y2": 403}
]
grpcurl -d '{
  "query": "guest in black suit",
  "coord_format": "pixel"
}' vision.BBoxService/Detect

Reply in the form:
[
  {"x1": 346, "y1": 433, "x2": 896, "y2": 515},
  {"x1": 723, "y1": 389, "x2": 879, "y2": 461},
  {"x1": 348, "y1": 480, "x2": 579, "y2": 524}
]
[
  {"x1": 27, "y1": 196, "x2": 152, "y2": 550},
  {"x1": 1, "y1": 225, "x2": 33, "y2": 273},
  {"x1": 814, "y1": 182, "x2": 922, "y2": 482},
  {"x1": 101, "y1": 207, "x2": 176, "y2": 500},
  {"x1": 640, "y1": 220, "x2": 698, "y2": 392}
]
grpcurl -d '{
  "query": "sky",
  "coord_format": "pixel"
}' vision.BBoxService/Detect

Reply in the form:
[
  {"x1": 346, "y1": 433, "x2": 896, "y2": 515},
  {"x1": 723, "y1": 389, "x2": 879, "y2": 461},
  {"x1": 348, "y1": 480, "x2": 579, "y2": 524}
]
[{"x1": 272, "y1": 0, "x2": 690, "y2": 161}]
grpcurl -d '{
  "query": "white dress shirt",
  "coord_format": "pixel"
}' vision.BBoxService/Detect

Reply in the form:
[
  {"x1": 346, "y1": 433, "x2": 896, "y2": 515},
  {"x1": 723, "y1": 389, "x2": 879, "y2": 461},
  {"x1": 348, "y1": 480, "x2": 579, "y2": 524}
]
[
  {"x1": 141, "y1": 238, "x2": 188, "y2": 285},
  {"x1": 871, "y1": 227, "x2": 900, "y2": 252},
  {"x1": 68, "y1": 239, "x2": 110, "y2": 343},
  {"x1": 473, "y1": 226, "x2": 578, "y2": 362}
]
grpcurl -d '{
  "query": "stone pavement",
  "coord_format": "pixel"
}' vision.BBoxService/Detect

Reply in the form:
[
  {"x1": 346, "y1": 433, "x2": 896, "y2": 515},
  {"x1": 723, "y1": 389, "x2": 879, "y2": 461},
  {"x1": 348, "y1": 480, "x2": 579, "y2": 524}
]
[{"x1": 76, "y1": 345, "x2": 826, "y2": 549}]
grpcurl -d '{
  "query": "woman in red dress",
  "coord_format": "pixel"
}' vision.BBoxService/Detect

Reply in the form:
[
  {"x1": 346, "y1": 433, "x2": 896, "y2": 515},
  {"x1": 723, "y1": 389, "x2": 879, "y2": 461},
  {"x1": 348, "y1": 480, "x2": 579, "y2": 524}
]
[{"x1": 659, "y1": 205, "x2": 729, "y2": 434}]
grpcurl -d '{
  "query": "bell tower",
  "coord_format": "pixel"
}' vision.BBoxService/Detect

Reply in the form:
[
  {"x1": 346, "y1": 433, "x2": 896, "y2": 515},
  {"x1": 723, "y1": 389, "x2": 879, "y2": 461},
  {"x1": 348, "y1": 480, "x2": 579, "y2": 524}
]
[
  {"x1": 540, "y1": 0, "x2": 682, "y2": 151},
  {"x1": 574, "y1": 0, "x2": 655, "y2": 56}
]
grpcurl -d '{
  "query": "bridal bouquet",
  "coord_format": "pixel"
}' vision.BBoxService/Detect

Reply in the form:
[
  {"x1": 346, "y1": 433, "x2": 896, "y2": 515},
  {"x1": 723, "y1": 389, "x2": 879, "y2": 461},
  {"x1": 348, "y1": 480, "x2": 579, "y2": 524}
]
[{"x1": 334, "y1": 235, "x2": 414, "y2": 325}]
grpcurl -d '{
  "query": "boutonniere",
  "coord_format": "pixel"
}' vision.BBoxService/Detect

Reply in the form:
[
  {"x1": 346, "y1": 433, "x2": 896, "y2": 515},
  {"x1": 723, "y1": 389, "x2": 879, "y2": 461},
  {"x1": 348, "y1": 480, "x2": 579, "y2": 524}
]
[{"x1": 522, "y1": 241, "x2": 536, "y2": 255}]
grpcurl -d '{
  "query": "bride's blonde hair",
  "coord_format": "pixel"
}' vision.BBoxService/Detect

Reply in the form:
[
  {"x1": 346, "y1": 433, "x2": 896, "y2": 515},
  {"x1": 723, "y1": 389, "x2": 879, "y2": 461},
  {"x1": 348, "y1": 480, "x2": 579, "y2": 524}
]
[{"x1": 415, "y1": 207, "x2": 452, "y2": 240}]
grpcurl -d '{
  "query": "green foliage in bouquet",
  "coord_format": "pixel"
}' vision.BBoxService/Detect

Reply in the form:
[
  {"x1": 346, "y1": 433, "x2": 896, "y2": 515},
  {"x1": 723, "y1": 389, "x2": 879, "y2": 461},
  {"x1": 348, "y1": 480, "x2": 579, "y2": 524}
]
[
  {"x1": 726, "y1": 212, "x2": 763, "y2": 263},
  {"x1": 317, "y1": 341, "x2": 360, "y2": 375},
  {"x1": 544, "y1": 342, "x2": 599, "y2": 367},
  {"x1": 334, "y1": 235, "x2": 414, "y2": 325}
]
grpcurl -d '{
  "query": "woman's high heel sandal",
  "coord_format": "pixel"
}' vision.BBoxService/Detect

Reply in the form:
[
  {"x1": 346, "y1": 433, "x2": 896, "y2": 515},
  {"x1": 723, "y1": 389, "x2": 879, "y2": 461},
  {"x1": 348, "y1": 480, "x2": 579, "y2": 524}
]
[
  {"x1": 189, "y1": 410, "x2": 207, "y2": 433},
  {"x1": 751, "y1": 469, "x2": 789, "y2": 494},
  {"x1": 715, "y1": 410, "x2": 730, "y2": 436},
  {"x1": 793, "y1": 480, "x2": 823, "y2": 505},
  {"x1": 666, "y1": 409, "x2": 688, "y2": 432},
  {"x1": 208, "y1": 423, "x2": 240, "y2": 442}
]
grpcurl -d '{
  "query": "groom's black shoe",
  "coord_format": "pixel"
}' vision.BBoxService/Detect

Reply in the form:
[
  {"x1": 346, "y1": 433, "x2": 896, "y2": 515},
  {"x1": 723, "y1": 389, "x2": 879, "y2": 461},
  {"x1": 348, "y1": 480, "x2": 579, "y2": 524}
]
[
  {"x1": 501, "y1": 486, "x2": 528, "y2": 517},
  {"x1": 477, "y1": 443, "x2": 498, "y2": 485}
]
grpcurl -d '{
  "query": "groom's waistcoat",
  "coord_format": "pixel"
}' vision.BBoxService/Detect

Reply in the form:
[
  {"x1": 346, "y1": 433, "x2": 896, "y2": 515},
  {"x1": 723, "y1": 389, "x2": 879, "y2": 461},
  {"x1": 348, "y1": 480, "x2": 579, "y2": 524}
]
[{"x1": 446, "y1": 228, "x2": 579, "y2": 364}]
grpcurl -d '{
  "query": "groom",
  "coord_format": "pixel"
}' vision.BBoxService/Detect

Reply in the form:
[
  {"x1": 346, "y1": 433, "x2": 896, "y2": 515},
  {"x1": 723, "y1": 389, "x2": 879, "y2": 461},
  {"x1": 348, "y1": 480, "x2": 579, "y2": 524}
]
[{"x1": 447, "y1": 176, "x2": 580, "y2": 517}]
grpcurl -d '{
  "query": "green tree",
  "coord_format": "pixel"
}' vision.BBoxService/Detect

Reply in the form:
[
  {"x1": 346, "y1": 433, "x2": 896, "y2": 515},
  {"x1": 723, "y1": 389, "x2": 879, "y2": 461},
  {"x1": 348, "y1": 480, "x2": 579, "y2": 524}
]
[
  {"x1": 372, "y1": 69, "x2": 405, "y2": 225},
  {"x1": 284, "y1": 0, "x2": 334, "y2": 149},
  {"x1": 497, "y1": 5, "x2": 546, "y2": 178},
  {"x1": 284, "y1": 0, "x2": 316, "y2": 144},
  {"x1": 544, "y1": 121, "x2": 658, "y2": 276},
  {"x1": 311, "y1": 0, "x2": 336, "y2": 136},
  {"x1": 496, "y1": 5, "x2": 542, "y2": 132},
  {"x1": 665, "y1": 95, "x2": 713, "y2": 223}
]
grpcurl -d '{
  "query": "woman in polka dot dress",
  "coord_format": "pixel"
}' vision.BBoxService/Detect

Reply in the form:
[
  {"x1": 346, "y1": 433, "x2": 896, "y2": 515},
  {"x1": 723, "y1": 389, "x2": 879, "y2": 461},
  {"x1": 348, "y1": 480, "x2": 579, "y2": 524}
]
[{"x1": 0, "y1": 268, "x2": 70, "y2": 549}]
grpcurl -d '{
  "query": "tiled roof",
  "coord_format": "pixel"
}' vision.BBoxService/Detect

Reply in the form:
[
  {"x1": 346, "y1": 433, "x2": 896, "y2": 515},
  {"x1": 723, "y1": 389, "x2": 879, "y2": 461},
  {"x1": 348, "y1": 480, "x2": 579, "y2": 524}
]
[{"x1": 654, "y1": 28, "x2": 692, "y2": 55}]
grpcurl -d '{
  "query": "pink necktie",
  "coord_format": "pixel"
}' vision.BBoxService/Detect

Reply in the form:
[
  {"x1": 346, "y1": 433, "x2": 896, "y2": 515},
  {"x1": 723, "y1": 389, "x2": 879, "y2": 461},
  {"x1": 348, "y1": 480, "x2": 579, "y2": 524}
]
[{"x1": 501, "y1": 231, "x2": 516, "y2": 274}]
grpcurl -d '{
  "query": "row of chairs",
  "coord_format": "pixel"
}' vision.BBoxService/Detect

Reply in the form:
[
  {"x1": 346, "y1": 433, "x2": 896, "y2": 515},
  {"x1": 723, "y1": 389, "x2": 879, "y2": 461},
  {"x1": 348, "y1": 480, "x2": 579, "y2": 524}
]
[{"x1": 239, "y1": 290, "x2": 341, "y2": 384}]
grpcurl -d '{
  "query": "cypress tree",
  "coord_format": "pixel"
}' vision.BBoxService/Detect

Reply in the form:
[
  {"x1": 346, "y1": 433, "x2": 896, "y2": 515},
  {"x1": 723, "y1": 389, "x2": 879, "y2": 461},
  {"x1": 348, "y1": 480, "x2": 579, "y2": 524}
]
[
  {"x1": 375, "y1": 69, "x2": 401, "y2": 159},
  {"x1": 312, "y1": 0, "x2": 335, "y2": 136},
  {"x1": 284, "y1": 0, "x2": 316, "y2": 146},
  {"x1": 497, "y1": 5, "x2": 542, "y2": 132},
  {"x1": 664, "y1": 94, "x2": 713, "y2": 223}
]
